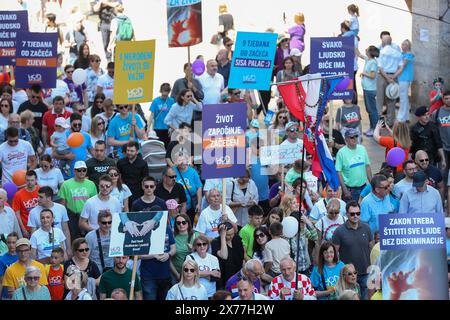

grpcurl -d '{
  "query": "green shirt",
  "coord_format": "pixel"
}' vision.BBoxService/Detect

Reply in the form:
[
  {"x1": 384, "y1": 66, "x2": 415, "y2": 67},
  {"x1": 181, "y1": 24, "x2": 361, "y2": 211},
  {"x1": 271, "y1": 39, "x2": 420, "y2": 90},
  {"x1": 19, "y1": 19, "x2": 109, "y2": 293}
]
[
  {"x1": 58, "y1": 178, "x2": 97, "y2": 213},
  {"x1": 335, "y1": 145, "x2": 370, "y2": 187},
  {"x1": 239, "y1": 224, "x2": 256, "y2": 259},
  {"x1": 172, "y1": 232, "x2": 199, "y2": 274},
  {"x1": 98, "y1": 268, "x2": 142, "y2": 298}
]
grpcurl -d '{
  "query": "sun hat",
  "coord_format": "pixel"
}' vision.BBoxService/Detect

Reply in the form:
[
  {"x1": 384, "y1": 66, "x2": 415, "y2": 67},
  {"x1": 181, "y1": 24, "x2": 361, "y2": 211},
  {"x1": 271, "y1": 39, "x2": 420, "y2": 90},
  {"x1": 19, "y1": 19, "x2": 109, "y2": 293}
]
[{"x1": 385, "y1": 83, "x2": 400, "y2": 99}]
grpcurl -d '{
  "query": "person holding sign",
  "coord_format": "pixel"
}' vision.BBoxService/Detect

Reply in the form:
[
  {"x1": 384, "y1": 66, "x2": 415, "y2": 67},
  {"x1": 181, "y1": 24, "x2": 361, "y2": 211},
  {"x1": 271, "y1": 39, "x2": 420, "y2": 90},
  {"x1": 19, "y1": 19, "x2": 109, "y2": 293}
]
[
  {"x1": 107, "y1": 103, "x2": 145, "y2": 159},
  {"x1": 171, "y1": 63, "x2": 204, "y2": 102}
]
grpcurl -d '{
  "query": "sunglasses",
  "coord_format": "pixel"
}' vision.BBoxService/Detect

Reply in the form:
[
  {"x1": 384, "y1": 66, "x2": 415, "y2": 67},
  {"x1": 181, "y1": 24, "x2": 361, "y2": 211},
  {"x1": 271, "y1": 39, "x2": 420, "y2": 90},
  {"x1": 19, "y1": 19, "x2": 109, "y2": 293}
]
[
  {"x1": 75, "y1": 168, "x2": 87, "y2": 173},
  {"x1": 98, "y1": 122, "x2": 105, "y2": 125},
  {"x1": 31, "y1": 95, "x2": 40, "y2": 99},
  {"x1": 101, "y1": 221, "x2": 112, "y2": 225},
  {"x1": 72, "y1": 123, "x2": 82, "y2": 127},
  {"x1": 377, "y1": 185, "x2": 389, "y2": 190},
  {"x1": 66, "y1": 70, "x2": 74, "y2": 74},
  {"x1": 185, "y1": 95, "x2": 193, "y2": 98},
  {"x1": 91, "y1": 59, "x2": 101, "y2": 63},
  {"x1": 348, "y1": 135, "x2": 358, "y2": 139},
  {"x1": 196, "y1": 242, "x2": 207, "y2": 247},
  {"x1": 278, "y1": 116, "x2": 287, "y2": 120},
  {"x1": 289, "y1": 128, "x2": 298, "y2": 132},
  {"x1": 329, "y1": 211, "x2": 340, "y2": 215},
  {"x1": 184, "y1": 268, "x2": 195, "y2": 273},
  {"x1": 25, "y1": 276, "x2": 40, "y2": 281},
  {"x1": 95, "y1": 100, "x2": 104, "y2": 104},
  {"x1": 77, "y1": 108, "x2": 86, "y2": 112},
  {"x1": 77, "y1": 248, "x2": 90, "y2": 253},
  {"x1": 226, "y1": 43, "x2": 233, "y2": 47},
  {"x1": 1, "y1": 104, "x2": 9, "y2": 107},
  {"x1": 346, "y1": 271, "x2": 358, "y2": 276},
  {"x1": 176, "y1": 220, "x2": 187, "y2": 226},
  {"x1": 255, "y1": 233, "x2": 266, "y2": 239},
  {"x1": 419, "y1": 159, "x2": 429, "y2": 163},
  {"x1": 166, "y1": 175, "x2": 177, "y2": 179},
  {"x1": 99, "y1": 184, "x2": 112, "y2": 189},
  {"x1": 349, "y1": 211, "x2": 361, "y2": 217},
  {"x1": 232, "y1": 91, "x2": 241, "y2": 95},
  {"x1": 109, "y1": 172, "x2": 119, "y2": 177},
  {"x1": 144, "y1": 184, "x2": 156, "y2": 189},
  {"x1": 281, "y1": 39, "x2": 289, "y2": 42},
  {"x1": 118, "y1": 105, "x2": 128, "y2": 110}
]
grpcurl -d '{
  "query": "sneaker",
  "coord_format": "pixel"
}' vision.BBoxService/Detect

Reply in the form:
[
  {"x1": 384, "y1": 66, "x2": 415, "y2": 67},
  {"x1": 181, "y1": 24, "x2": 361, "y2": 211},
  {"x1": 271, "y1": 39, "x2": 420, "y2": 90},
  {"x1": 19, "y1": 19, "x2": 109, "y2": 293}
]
[{"x1": 365, "y1": 129, "x2": 374, "y2": 137}]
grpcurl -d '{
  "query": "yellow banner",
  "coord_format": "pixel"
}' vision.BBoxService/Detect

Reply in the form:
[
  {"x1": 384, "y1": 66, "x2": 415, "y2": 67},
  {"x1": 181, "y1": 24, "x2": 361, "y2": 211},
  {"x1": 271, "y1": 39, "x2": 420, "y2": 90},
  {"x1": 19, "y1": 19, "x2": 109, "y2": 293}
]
[{"x1": 113, "y1": 40, "x2": 155, "y2": 104}]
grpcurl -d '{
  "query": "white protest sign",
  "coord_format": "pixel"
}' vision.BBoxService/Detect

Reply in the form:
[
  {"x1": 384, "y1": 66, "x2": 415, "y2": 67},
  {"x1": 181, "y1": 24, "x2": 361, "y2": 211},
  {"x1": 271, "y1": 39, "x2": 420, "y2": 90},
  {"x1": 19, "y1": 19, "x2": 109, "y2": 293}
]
[{"x1": 260, "y1": 144, "x2": 302, "y2": 166}]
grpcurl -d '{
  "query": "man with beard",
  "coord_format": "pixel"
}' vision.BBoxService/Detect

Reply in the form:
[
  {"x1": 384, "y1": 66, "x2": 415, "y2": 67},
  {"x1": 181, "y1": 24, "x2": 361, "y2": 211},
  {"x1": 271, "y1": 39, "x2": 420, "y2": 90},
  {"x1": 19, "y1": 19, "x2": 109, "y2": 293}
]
[
  {"x1": 42, "y1": 96, "x2": 72, "y2": 146},
  {"x1": 99, "y1": 255, "x2": 142, "y2": 299},
  {"x1": 17, "y1": 84, "x2": 48, "y2": 136}
]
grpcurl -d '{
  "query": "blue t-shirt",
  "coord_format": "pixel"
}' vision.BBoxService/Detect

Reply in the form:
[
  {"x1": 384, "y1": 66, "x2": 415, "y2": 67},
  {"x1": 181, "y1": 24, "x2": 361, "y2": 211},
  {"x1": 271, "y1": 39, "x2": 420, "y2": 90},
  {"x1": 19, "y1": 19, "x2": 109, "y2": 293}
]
[
  {"x1": 52, "y1": 130, "x2": 69, "y2": 152},
  {"x1": 310, "y1": 261, "x2": 345, "y2": 300},
  {"x1": 398, "y1": 52, "x2": 414, "y2": 82},
  {"x1": 150, "y1": 97, "x2": 174, "y2": 130},
  {"x1": 175, "y1": 167, "x2": 203, "y2": 210},
  {"x1": 131, "y1": 197, "x2": 167, "y2": 212},
  {"x1": 361, "y1": 58, "x2": 378, "y2": 91},
  {"x1": 360, "y1": 184, "x2": 400, "y2": 212},
  {"x1": 0, "y1": 252, "x2": 19, "y2": 299},
  {"x1": 446, "y1": 238, "x2": 450, "y2": 266},
  {"x1": 64, "y1": 130, "x2": 93, "y2": 179},
  {"x1": 250, "y1": 158, "x2": 269, "y2": 201},
  {"x1": 107, "y1": 113, "x2": 144, "y2": 158},
  {"x1": 139, "y1": 226, "x2": 175, "y2": 280}
]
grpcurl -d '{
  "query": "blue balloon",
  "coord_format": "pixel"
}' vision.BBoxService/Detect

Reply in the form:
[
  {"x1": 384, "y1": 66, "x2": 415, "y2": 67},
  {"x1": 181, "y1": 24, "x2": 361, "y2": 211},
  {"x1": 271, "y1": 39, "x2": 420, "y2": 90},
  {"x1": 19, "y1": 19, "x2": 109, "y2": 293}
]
[
  {"x1": 386, "y1": 147, "x2": 405, "y2": 167},
  {"x1": 3, "y1": 182, "x2": 18, "y2": 201}
]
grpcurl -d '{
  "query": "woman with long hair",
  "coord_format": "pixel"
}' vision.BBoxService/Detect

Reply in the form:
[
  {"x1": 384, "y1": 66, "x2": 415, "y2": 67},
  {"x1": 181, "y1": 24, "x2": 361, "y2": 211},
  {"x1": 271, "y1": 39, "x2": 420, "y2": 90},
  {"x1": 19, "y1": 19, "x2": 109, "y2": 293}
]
[
  {"x1": 252, "y1": 226, "x2": 273, "y2": 285},
  {"x1": 87, "y1": 93, "x2": 106, "y2": 119},
  {"x1": 0, "y1": 98, "x2": 12, "y2": 129},
  {"x1": 170, "y1": 213, "x2": 199, "y2": 281},
  {"x1": 74, "y1": 42, "x2": 90, "y2": 70},
  {"x1": 107, "y1": 166, "x2": 131, "y2": 212},
  {"x1": 166, "y1": 260, "x2": 207, "y2": 300},
  {"x1": 89, "y1": 116, "x2": 107, "y2": 150},
  {"x1": 164, "y1": 89, "x2": 202, "y2": 130},
  {"x1": 262, "y1": 207, "x2": 283, "y2": 229},
  {"x1": 276, "y1": 56, "x2": 300, "y2": 83},
  {"x1": 279, "y1": 195, "x2": 298, "y2": 218},
  {"x1": 35, "y1": 154, "x2": 64, "y2": 194},
  {"x1": 310, "y1": 242, "x2": 345, "y2": 300},
  {"x1": 268, "y1": 109, "x2": 289, "y2": 144},
  {"x1": 12, "y1": 266, "x2": 51, "y2": 300},
  {"x1": 335, "y1": 263, "x2": 361, "y2": 299},
  {"x1": 374, "y1": 120, "x2": 411, "y2": 172}
]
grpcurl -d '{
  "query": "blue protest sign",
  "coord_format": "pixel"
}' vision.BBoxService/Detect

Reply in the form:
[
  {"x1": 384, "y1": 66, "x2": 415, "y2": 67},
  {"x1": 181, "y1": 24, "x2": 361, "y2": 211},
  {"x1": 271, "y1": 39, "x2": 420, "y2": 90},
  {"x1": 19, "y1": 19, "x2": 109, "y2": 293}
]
[
  {"x1": 0, "y1": 11, "x2": 29, "y2": 65},
  {"x1": 310, "y1": 37, "x2": 355, "y2": 100},
  {"x1": 228, "y1": 32, "x2": 277, "y2": 90},
  {"x1": 15, "y1": 32, "x2": 58, "y2": 88},
  {"x1": 202, "y1": 103, "x2": 247, "y2": 179}
]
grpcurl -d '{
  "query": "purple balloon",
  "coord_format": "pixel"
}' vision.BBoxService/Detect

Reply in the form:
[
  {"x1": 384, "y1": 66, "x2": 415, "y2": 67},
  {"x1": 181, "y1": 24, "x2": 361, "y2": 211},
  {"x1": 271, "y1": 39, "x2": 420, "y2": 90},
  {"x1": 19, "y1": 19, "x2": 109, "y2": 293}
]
[
  {"x1": 386, "y1": 147, "x2": 405, "y2": 167},
  {"x1": 3, "y1": 182, "x2": 18, "y2": 201},
  {"x1": 336, "y1": 77, "x2": 351, "y2": 91},
  {"x1": 192, "y1": 59, "x2": 205, "y2": 76}
]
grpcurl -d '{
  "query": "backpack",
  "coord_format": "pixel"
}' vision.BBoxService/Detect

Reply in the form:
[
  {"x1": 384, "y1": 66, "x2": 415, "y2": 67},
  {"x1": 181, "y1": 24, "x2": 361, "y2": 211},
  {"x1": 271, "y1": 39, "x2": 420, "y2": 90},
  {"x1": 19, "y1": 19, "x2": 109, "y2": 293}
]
[{"x1": 116, "y1": 16, "x2": 134, "y2": 41}]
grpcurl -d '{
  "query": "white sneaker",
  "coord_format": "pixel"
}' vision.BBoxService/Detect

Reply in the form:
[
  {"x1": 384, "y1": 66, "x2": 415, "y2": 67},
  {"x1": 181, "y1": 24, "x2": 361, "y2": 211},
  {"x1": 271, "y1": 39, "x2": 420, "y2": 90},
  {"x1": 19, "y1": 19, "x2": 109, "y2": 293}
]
[{"x1": 365, "y1": 129, "x2": 374, "y2": 137}]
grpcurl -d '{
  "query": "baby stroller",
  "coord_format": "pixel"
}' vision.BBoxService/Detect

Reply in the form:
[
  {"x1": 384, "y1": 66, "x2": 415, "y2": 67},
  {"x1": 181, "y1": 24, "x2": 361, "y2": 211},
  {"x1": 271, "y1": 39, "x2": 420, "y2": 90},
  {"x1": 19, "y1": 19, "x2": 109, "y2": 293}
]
[{"x1": 141, "y1": 139, "x2": 167, "y2": 182}]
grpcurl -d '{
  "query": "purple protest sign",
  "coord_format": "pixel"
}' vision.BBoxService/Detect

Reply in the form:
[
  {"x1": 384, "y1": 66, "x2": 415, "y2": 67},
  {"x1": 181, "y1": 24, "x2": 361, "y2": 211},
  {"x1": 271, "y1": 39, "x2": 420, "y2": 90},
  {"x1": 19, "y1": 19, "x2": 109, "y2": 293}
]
[
  {"x1": 15, "y1": 32, "x2": 57, "y2": 89},
  {"x1": 379, "y1": 213, "x2": 446, "y2": 251},
  {"x1": 202, "y1": 103, "x2": 247, "y2": 179},
  {"x1": 310, "y1": 37, "x2": 354, "y2": 100},
  {"x1": 0, "y1": 11, "x2": 29, "y2": 65}
]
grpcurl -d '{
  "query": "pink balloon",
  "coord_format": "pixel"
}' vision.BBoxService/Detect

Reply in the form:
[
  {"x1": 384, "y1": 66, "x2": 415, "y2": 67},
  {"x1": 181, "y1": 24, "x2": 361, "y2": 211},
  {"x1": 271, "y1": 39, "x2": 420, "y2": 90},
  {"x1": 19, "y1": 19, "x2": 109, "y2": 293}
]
[
  {"x1": 192, "y1": 59, "x2": 205, "y2": 76},
  {"x1": 336, "y1": 77, "x2": 351, "y2": 91},
  {"x1": 386, "y1": 147, "x2": 405, "y2": 167}
]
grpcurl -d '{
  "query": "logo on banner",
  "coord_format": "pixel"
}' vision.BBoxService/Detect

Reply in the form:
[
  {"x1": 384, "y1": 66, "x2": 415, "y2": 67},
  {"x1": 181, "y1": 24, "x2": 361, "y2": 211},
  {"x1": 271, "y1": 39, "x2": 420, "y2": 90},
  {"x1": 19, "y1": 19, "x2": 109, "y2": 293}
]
[
  {"x1": 243, "y1": 74, "x2": 256, "y2": 84},
  {"x1": 127, "y1": 87, "x2": 144, "y2": 100},
  {"x1": 27, "y1": 73, "x2": 42, "y2": 84}
]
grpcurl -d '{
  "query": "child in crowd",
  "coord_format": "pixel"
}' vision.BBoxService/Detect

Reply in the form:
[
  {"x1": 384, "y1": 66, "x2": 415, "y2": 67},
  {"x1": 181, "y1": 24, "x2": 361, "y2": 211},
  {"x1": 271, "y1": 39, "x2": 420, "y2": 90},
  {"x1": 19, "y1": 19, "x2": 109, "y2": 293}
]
[
  {"x1": 263, "y1": 222, "x2": 290, "y2": 277},
  {"x1": 46, "y1": 247, "x2": 65, "y2": 300},
  {"x1": 149, "y1": 83, "x2": 174, "y2": 147},
  {"x1": 346, "y1": 4, "x2": 360, "y2": 37},
  {"x1": 239, "y1": 205, "x2": 264, "y2": 260},
  {"x1": 336, "y1": 99, "x2": 362, "y2": 144},
  {"x1": 50, "y1": 117, "x2": 71, "y2": 175},
  {"x1": 429, "y1": 77, "x2": 445, "y2": 114}
]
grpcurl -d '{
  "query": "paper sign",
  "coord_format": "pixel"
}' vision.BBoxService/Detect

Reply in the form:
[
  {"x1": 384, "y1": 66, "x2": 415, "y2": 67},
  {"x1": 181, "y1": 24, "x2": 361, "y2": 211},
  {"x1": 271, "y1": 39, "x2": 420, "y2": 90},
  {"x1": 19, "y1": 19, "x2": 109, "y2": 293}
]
[
  {"x1": 0, "y1": 11, "x2": 29, "y2": 65},
  {"x1": 260, "y1": 144, "x2": 302, "y2": 166},
  {"x1": 167, "y1": 0, "x2": 202, "y2": 47}
]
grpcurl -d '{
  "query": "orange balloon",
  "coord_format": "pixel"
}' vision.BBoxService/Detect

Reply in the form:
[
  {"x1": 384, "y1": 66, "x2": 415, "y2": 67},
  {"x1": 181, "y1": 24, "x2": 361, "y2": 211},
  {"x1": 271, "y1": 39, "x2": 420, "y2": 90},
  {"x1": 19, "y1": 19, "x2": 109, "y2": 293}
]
[
  {"x1": 12, "y1": 169, "x2": 26, "y2": 186},
  {"x1": 67, "y1": 132, "x2": 84, "y2": 148}
]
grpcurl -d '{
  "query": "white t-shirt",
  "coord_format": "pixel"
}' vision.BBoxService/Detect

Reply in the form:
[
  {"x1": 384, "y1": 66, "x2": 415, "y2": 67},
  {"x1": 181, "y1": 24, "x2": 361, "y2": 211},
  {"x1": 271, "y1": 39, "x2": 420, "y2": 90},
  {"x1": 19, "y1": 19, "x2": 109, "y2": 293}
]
[
  {"x1": 80, "y1": 195, "x2": 121, "y2": 230},
  {"x1": 110, "y1": 185, "x2": 132, "y2": 209},
  {"x1": 96, "y1": 73, "x2": 114, "y2": 100},
  {"x1": 35, "y1": 168, "x2": 64, "y2": 194},
  {"x1": 280, "y1": 138, "x2": 303, "y2": 149},
  {"x1": 194, "y1": 205, "x2": 237, "y2": 239},
  {"x1": 233, "y1": 292, "x2": 269, "y2": 300},
  {"x1": 166, "y1": 283, "x2": 208, "y2": 300},
  {"x1": 263, "y1": 238, "x2": 291, "y2": 274},
  {"x1": 0, "y1": 140, "x2": 35, "y2": 184},
  {"x1": 27, "y1": 203, "x2": 69, "y2": 231},
  {"x1": 309, "y1": 198, "x2": 347, "y2": 222},
  {"x1": 30, "y1": 227, "x2": 66, "y2": 259},
  {"x1": 186, "y1": 252, "x2": 220, "y2": 298},
  {"x1": 198, "y1": 72, "x2": 224, "y2": 105},
  {"x1": 51, "y1": 79, "x2": 70, "y2": 100},
  {"x1": 0, "y1": 206, "x2": 22, "y2": 236},
  {"x1": 304, "y1": 171, "x2": 319, "y2": 193},
  {"x1": 315, "y1": 214, "x2": 347, "y2": 242},
  {"x1": 65, "y1": 288, "x2": 92, "y2": 300}
]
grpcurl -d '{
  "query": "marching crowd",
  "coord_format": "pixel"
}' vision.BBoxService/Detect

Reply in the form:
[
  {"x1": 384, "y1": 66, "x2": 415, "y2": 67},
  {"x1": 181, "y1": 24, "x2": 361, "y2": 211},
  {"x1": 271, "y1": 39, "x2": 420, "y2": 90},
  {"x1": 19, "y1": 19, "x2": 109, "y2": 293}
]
[{"x1": 0, "y1": 1, "x2": 449, "y2": 301}]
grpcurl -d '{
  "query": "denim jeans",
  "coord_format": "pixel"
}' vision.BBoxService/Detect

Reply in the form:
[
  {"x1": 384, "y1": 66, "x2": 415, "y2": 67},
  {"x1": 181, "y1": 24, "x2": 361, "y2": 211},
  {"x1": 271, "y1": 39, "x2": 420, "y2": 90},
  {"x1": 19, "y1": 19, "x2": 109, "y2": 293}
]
[
  {"x1": 357, "y1": 273, "x2": 369, "y2": 300},
  {"x1": 345, "y1": 184, "x2": 366, "y2": 203},
  {"x1": 141, "y1": 277, "x2": 172, "y2": 300},
  {"x1": 363, "y1": 90, "x2": 378, "y2": 129}
]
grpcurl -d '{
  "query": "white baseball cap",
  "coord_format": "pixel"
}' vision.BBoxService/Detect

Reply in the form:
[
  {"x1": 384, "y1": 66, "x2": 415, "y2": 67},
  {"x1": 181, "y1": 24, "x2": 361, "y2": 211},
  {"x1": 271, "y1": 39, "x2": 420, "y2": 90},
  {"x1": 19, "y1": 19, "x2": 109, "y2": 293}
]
[
  {"x1": 55, "y1": 117, "x2": 69, "y2": 129},
  {"x1": 74, "y1": 161, "x2": 87, "y2": 169},
  {"x1": 290, "y1": 48, "x2": 302, "y2": 57}
]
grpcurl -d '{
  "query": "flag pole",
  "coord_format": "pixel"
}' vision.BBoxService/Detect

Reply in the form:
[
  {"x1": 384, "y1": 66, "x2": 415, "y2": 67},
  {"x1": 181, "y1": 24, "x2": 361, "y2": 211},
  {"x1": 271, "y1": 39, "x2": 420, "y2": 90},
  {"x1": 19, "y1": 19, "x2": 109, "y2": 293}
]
[
  {"x1": 295, "y1": 125, "x2": 307, "y2": 290},
  {"x1": 272, "y1": 73, "x2": 349, "y2": 86}
]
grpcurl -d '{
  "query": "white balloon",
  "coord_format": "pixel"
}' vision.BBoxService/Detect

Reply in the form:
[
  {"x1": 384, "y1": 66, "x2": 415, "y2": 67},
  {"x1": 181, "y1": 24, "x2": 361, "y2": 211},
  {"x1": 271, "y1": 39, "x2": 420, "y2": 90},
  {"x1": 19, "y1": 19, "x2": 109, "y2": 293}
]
[
  {"x1": 72, "y1": 68, "x2": 87, "y2": 86},
  {"x1": 282, "y1": 216, "x2": 299, "y2": 238}
]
